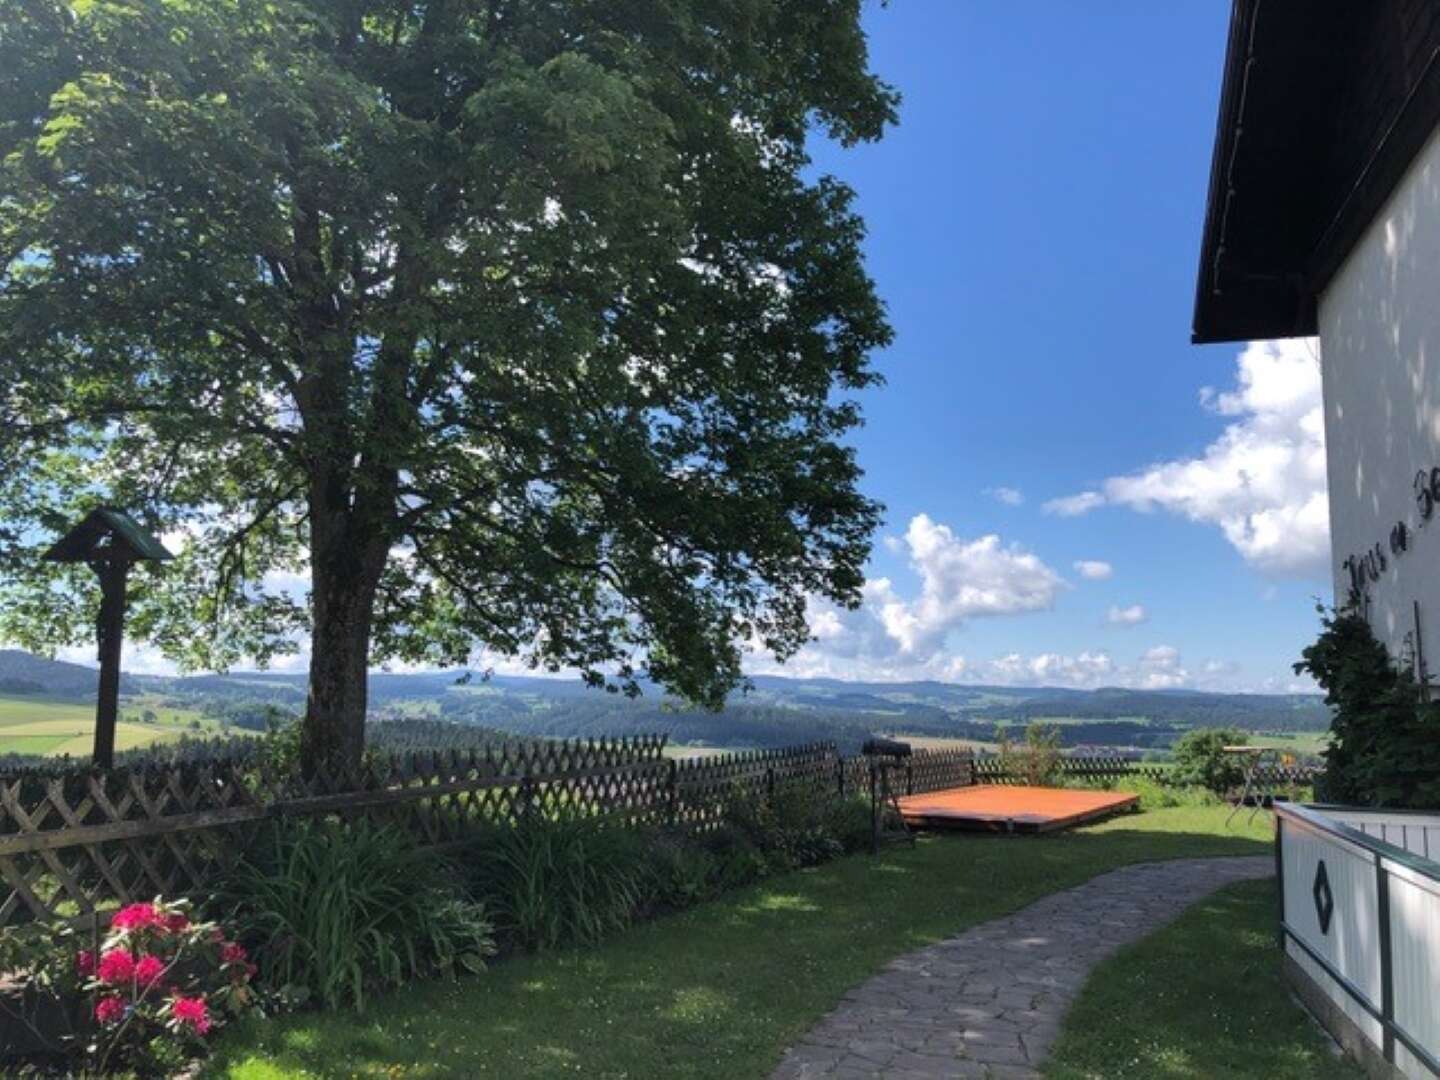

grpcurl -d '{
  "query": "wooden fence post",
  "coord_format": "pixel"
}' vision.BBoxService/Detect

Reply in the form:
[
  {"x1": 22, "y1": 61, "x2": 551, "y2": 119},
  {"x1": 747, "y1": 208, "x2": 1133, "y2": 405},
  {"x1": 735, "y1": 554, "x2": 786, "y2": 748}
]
[{"x1": 666, "y1": 758, "x2": 679, "y2": 828}]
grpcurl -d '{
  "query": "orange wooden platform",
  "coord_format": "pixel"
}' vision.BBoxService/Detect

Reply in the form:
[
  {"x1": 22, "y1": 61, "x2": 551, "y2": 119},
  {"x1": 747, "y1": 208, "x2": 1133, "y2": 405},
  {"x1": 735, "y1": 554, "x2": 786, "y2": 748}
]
[{"x1": 896, "y1": 784, "x2": 1139, "y2": 834}]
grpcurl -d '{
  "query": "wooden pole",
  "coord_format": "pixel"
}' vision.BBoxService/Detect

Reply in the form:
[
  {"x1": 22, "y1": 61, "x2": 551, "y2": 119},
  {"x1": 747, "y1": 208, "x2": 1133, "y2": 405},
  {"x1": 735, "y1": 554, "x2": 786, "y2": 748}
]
[
  {"x1": 93, "y1": 560, "x2": 129, "y2": 769},
  {"x1": 1415, "y1": 599, "x2": 1430, "y2": 703}
]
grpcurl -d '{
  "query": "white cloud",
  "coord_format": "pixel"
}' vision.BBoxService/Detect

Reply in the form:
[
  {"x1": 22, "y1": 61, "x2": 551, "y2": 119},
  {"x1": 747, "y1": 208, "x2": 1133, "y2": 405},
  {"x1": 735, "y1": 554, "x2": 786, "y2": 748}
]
[
  {"x1": 755, "y1": 514, "x2": 1065, "y2": 681},
  {"x1": 986, "y1": 486, "x2": 1025, "y2": 506},
  {"x1": 979, "y1": 645, "x2": 1188, "y2": 690},
  {"x1": 1106, "y1": 604, "x2": 1148, "y2": 626},
  {"x1": 1135, "y1": 644, "x2": 1189, "y2": 689},
  {"x1": 988, "y1": 650, "x2": 1115, "y2": 687},
  {"x1": 1043, "y1": 491, "x2": 1105, "y2": 517},
  {"x1": 975, "y1": 643, "x2": 1196, "y2": 690},
  {"x1": 1073, "y1": 559, "x2": 1113, "y2": 581},
  {"x1": 1046, "y1": 339, "x2": 1329, "y2": 576},
  {"x1": 873, "y1": 515, "x2": 1065, "y2": 655}
]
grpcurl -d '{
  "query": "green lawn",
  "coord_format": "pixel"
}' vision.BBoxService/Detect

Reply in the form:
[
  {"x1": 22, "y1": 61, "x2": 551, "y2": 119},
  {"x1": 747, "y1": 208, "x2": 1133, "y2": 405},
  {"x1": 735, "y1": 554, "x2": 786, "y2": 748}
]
[
  {"x1": 1045, "y1": 877, "x2": 1359, "y2": 1079},
  {"x1": 208, "y1": 806, "x2": 1287, "y2": 1080}
]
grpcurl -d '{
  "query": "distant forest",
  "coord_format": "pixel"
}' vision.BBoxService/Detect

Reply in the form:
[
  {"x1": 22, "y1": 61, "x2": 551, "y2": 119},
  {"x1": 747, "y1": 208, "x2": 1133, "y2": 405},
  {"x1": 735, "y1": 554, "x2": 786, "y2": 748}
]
[{"x1": 0, "y1": 648, "x2": 1334, "y2": 760}]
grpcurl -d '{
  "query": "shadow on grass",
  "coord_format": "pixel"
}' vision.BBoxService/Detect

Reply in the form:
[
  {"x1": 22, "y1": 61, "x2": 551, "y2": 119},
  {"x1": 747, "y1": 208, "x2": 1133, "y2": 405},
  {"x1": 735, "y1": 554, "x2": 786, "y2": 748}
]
[
  {"x1": 209, "y1": 807, "x2": 1271, "y2": 1080},
  {"x1": 1043, "y1": 878, "x2": 1363, "y2": 1080}
]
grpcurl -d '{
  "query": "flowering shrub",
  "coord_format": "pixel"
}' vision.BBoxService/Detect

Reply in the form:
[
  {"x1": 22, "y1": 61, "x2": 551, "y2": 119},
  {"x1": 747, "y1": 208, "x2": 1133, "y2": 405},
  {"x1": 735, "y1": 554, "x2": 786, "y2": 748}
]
[
  {"x1": 0, "y1": 897, "x2": 258, "y2": 1076},
  {"x1": 79, "y1": 897, "x2": 258, "y2": 1073}
]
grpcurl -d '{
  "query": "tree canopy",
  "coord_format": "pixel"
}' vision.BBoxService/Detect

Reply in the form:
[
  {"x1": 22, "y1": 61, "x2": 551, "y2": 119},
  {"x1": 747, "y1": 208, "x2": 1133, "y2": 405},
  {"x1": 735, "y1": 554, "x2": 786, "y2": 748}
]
[{"x1": 0, "y1": 0, "x2": 896, "y2": 767}]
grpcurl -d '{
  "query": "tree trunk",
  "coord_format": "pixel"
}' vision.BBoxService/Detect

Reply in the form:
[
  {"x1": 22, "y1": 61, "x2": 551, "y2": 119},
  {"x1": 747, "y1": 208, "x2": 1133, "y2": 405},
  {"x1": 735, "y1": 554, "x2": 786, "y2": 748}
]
[{"x1": 301, "y1": 503, "x2": 387, "y2": 777}]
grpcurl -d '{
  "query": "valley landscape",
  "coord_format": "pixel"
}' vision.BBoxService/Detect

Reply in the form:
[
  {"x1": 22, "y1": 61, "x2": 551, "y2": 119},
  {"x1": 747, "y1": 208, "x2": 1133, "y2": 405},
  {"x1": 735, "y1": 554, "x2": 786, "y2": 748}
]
[{"x1": 0, "y1": 648, "x2": 1331, "y2": 765}]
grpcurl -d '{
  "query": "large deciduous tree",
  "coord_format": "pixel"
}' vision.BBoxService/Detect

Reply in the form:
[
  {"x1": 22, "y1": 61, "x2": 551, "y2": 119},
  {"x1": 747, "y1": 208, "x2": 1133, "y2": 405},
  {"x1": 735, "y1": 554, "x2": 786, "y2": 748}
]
[{"x1": 0, "y1": 0, "x2": 895, "y2": 770}]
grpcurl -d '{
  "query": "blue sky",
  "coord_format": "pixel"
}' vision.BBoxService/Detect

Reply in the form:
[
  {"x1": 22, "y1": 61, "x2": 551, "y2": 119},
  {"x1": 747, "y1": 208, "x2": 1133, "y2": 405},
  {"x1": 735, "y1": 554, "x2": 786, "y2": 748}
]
[{"x1": 762, "y1": 2, "x2": 1329, "y2": 693}]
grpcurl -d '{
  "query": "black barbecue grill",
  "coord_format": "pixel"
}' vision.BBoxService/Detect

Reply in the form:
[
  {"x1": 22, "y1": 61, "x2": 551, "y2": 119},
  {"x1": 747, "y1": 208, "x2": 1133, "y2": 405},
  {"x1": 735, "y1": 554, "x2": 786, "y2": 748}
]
[{"x1": 862, "y1": 736, "x2": 915, "y2": 853}]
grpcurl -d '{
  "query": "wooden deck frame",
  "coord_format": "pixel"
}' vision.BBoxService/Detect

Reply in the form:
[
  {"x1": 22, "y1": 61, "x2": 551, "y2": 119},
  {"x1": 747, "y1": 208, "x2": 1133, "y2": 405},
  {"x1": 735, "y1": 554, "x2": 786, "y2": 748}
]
[{"x1": 896, "y1": 784, "x2": 1139, "y2": 835}]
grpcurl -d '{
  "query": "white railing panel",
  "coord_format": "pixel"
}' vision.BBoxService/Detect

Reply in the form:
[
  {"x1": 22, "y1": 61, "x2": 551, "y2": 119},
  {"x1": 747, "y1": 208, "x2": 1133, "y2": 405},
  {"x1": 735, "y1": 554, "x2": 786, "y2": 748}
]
[
  {"x1": 1388, "y1": 867, "x2": 1440, "y2": 1070},
  {"x1": 1285, "y1": 936, "x2": 1385, "y2": 1049},
  {"x1": 1325, "y1": 809, "x2": 1440, "y2": 861},
  {"x1": 1278, "y1": 804, "x2": 1440, "y2": 1078},
  {"x1": 1282, "y1": 822, "x2": 1383, "y2": 1003}
]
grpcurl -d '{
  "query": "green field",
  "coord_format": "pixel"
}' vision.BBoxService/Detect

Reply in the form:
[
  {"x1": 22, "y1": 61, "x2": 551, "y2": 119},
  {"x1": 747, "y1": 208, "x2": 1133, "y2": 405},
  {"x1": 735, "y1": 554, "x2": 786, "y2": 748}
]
[
  {"x1": 1247, "y1": 730, "x2": 1331, "y2": 756},
  {"x1": 0, "y1": 693, "x2": 220, "y2": 758}
]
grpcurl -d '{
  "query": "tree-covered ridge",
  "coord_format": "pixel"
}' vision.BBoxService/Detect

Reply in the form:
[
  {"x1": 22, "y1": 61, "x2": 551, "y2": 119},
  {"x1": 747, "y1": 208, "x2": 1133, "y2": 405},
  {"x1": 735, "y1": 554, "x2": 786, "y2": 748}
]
[{"x1": 0, "y1": 649, "x2": 1331, "y2": 759}]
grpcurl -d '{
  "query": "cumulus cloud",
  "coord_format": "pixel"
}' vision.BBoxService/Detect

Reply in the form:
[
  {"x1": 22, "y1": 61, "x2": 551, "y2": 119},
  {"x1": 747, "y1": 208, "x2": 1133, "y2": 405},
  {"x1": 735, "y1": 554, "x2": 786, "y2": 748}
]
[
  {"x1": 754, "y1": 514, "x2": 1066, "y2": 681},
  {"x1": 1073, "y1": 560, "x2": 1113, "y2": 581},
  {"x1": 1043, "y1": 491, "x2": 1105, "y2": 517},
  {"x1": 978, "y1": 645, "x2": 1191, "y2": 690},
  {"x1": 1135, "y1": 644, "x2": 1189, "y2": 689},
  {"x1": 1046, "y1": 339, "x2": 1328, "y2": 576},
  {"x1": 985, "y1": 486, "x2": 1025, "y2": 506},
  {"x1": 988, "y1": 650, "x2": 1115, "y2": 687},
  {"x1": 1106, "y1": 604, "x2": 1148, "y2": 626}
]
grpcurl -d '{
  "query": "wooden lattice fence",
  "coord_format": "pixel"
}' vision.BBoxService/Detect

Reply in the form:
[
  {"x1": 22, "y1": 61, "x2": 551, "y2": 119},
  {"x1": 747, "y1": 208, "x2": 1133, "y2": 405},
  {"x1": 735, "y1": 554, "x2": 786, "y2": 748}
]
[
  {"x1": 0, "y1": 734, "x2": 1324, "y2": 931},
  {"x1": 0, "y1": 737, "x2": 976, "y2": 930},
  {"x1": 971, "y1": 753, "x2": 1322, "y2": 789},
  {"x1": 0, "y1": 735, "x2": 671, "y2": 929},
  {"x1": 971, "y1": 755, "x2": 1166, "y2": 786}
]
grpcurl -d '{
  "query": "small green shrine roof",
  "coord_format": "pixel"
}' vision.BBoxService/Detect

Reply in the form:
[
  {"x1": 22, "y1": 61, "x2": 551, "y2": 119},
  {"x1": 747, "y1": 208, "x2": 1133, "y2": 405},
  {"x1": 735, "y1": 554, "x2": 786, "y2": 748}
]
[{"x1": 42, "y1": 508, "x2": 174, "y2": 564}]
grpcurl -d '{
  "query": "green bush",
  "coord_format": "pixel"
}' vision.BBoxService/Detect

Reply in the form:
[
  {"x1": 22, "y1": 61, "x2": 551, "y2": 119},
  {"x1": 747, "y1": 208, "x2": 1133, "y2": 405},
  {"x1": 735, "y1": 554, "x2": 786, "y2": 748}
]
[
  {"x1": 721, "y1": 781, "x2": 846, "y2": 870},
  {"x1": 996, "y1": 722, "x2": 1063, "y2": 785},
  {"x1": 1170, "y1": 728, "x2": 1248, "y2": 794},
  {"x1": 824, "y1": 795, "x2": 875, "y2": 854},
  {"x1": 699, "y1": 823, "x2": 771, "y2": 890},
  {"x1": 226, "y1": 819, "x2": 495, "y2": 1011},
  {"x1": 467, "y1": 814, "x2": 651, "y2": 951},
  {"x1": 643, "y1": 832, "x2": 717, "y2": 910},
  {"x1": 1296, "y1": 605, "x2": 1440, "y2": 808},
  {"x1": 1124, "y1": 775, "x2": 1223, "y2": 810}
]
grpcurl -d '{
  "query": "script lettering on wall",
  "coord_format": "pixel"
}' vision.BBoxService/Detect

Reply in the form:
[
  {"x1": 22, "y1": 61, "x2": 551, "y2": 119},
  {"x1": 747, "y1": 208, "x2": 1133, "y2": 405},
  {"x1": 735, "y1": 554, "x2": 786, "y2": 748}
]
[{"x1": 1342, "y1": 466, "x2": 1440, "y2": 606}]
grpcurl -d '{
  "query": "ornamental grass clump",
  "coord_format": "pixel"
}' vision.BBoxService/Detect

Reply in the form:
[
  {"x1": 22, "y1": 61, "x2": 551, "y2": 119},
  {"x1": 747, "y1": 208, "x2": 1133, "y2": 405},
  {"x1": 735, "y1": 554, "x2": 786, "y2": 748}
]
[
  {"x1": 467, "y1": 814, "x2": 652, "y2": 952},
  {"x1": 226, "y1": 818, "x2": 495, "y2": 1012}
]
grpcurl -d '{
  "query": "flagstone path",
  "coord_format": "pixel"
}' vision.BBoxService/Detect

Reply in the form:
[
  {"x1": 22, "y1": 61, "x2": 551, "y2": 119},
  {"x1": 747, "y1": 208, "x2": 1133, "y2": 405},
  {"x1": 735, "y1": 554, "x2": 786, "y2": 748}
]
[{"x1": 770, "y1": 855, "x2": 1273, "y2": 1079}]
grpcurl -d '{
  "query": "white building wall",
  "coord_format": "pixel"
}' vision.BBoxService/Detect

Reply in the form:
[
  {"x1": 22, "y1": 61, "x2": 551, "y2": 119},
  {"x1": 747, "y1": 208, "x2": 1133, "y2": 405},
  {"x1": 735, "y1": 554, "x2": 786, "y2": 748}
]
[{"x1": 1319, "y1": 122, "x2": 1440, "y2": 663}]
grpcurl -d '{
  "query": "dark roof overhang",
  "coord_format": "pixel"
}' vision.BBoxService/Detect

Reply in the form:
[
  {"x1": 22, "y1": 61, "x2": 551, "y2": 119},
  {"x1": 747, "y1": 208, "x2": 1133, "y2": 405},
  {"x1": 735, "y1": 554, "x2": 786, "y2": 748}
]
[{"x1": 1192, "y1": 0, "x2": 1440, "y2": 344}]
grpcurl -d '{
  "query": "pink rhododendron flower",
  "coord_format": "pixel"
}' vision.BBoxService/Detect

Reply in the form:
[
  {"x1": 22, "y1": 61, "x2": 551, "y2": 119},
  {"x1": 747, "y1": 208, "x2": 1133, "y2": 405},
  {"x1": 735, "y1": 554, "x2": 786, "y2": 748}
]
[
  {"x1": 97, "y1": 949, "x2": 136, "y2": 986},
  {"x1": 75, "y1": 950, "x2": 95, "y2": 977},
  {"x1": 220, "y1": 942, "x2": 247, "y2": 965},
  {"x1": 135, "y1": 954, "x2": 166, "y2": 987},
  {"x1": 111, "y1": 902, "x2": 162, "y2": 931},
  {"x1": 94, "y1": 995, "x2": 126, "y2": 1025},
  {"x1": 164, "y1": 912, "x2": 190, "y2": 932},
  {"x1": 171, "y1": 994, "x2": 211, "y2": 1035}
]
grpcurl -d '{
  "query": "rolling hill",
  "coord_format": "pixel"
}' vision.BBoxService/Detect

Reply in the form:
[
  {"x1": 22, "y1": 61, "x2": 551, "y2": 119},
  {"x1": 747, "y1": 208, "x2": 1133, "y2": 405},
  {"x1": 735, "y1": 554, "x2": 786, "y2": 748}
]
[{"x1": 0, "y1": 649, "x2": 1331, "y2": 758}]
